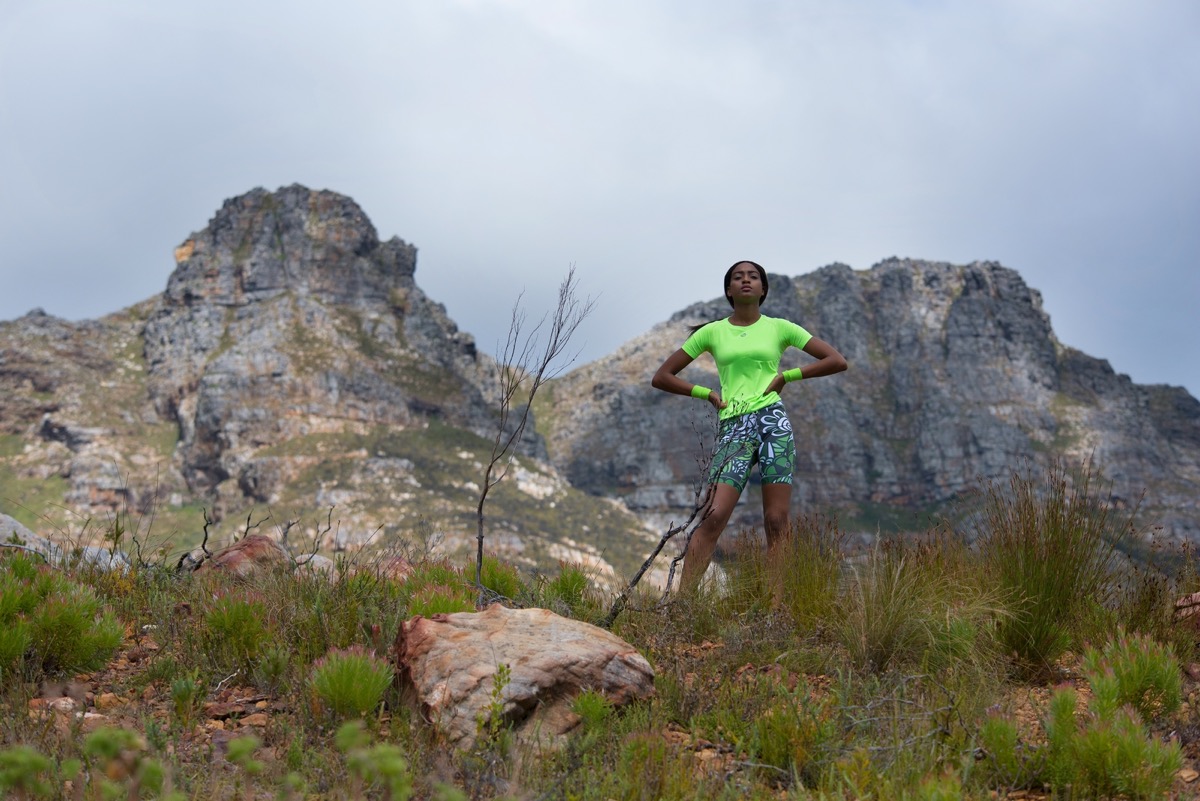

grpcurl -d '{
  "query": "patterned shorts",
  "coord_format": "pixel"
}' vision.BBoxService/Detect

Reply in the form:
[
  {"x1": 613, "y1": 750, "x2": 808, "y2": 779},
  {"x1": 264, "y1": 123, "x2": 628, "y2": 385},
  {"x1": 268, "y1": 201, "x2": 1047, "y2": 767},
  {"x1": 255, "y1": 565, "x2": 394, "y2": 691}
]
[{"x1": 708, "y1": 402, "x2": 796, "y2": 493}]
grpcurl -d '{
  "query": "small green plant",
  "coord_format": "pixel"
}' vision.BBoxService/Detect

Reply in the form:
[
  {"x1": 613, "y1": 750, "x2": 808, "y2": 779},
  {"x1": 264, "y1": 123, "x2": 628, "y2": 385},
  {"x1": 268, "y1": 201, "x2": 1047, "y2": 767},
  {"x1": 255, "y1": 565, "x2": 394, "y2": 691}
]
[
  {"x1": 1081, "y1": 629, "x2": 1181, "y2": 723},
  {"x1": 170, "y1": 670, "x2": 204, "y2": 731},
  {"x1": 226, "y1": 734, "x2": 264, "y2": 776},
  {"x1": 475, "y1": 662, "x2": 513, "y2": 743},
  {"x1": 336, "y1": 721, "x2": 413, "y2": 800},
  {"x1": 253, "y1": 643, "x2": 291, "y2": 693},
  {"x1": 750, "y1": 680, "x2": 837, "y2": 782},
  {"x1": 203, "y1": 592, "x2": 268, "y2": 673},
  {"x1": 977, "y1": 713, "x2": 1043, "y2": 790},
  {"x1": 571, "y1": 688, "x2": 613, "y2": 730},
  {"x1": 0, "y1": 618, "x2": 30, "y2": 679},
  {"x1": 82, "y1": 727, "x2": 163, "y2": 800},
  {"x1": 310, "y1": 645, "x2": 394, "y2": 719},
  {"x1": 0, "y1": 744, "x2": 54, "y2": 798},
  {"x1": 543, "y1": 562, "x2": 597, "y2": 619},
  {"x1": 1046, "y1": 687, "x2": 1182, "y2": 799},
  {"x1": 979, "y1": 674, "x2": 1182, "y2": 798}
]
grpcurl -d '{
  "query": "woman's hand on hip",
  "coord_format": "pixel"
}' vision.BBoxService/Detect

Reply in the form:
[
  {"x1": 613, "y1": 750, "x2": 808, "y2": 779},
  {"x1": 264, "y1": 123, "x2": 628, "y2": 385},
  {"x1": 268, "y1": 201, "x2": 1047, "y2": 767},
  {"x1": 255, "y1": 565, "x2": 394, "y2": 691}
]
[
  {"x1": 709, "y1": 392, "x2": 727, "y2": 411},
  {"x1": 764, "y1": 375, "x2": 786, "y2": 396}
]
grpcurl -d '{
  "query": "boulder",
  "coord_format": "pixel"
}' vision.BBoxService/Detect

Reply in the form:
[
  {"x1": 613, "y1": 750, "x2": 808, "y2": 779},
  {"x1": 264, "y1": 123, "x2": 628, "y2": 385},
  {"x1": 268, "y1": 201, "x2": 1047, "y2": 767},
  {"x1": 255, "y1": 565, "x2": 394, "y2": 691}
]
[
  {"x1": 394, "y1": 604, "x2": 655, "y2": 749},
  {"x1": 192, "y1": 533, "x2": 290, "y2": 577}
]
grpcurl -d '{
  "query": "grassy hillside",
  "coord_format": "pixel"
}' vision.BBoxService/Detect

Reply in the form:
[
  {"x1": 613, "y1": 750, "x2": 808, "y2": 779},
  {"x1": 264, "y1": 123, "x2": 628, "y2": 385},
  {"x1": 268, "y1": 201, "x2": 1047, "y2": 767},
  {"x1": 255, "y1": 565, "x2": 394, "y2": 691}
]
[{"x1": 3, "y1": 463, "x2": 1200, "y2": 799}]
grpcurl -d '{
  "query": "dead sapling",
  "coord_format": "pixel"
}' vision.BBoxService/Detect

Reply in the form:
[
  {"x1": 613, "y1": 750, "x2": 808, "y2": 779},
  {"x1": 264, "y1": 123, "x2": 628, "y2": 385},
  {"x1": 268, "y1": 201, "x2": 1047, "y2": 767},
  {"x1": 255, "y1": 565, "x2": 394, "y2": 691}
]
[{"x1": 474, "y1": 266, "x2": 595, "y2": 607}]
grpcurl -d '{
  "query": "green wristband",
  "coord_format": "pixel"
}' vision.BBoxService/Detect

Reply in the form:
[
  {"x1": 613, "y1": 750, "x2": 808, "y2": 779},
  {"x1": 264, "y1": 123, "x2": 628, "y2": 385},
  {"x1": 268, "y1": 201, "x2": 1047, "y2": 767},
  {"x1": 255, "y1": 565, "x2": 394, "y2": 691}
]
[
  {"x1": 690, "y1": 385, "x2": 712, "y2": 400},
  {"x1": 782, "y1": 368, "x2": 804, "y2": 383}
]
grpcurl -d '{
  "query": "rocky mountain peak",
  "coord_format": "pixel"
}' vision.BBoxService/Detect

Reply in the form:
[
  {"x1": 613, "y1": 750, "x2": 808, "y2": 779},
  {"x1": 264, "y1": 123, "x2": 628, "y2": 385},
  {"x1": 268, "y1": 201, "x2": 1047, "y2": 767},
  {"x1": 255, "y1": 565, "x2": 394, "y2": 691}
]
[{"x1": 162, "y1": 184, "x2": 416, "y2": 310}]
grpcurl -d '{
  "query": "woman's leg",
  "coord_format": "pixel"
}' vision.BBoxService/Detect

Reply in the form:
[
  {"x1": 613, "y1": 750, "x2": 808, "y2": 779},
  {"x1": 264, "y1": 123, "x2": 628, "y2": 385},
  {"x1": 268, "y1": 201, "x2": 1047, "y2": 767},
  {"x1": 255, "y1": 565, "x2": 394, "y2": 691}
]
[
  {"x1": 680, "y1": 482, "x2": 742, "y2": 591},
  {"x1": 761, "y1": 482, "x2": 793, "y2": 605}
]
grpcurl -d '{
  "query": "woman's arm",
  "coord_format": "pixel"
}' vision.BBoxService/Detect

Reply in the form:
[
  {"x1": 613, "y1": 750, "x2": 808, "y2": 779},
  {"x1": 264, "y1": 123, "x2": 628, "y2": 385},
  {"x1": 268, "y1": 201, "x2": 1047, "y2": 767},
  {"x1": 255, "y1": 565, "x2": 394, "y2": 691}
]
[
  {"x1": 652, "y1": 349, "x2": 727, "y2": 411},
  {"x1": 798, "y1": 337, "x2": 848, "y2": 378},
  {"x1": 764, "y1": 337, "x2": 848, "y2": 395}
]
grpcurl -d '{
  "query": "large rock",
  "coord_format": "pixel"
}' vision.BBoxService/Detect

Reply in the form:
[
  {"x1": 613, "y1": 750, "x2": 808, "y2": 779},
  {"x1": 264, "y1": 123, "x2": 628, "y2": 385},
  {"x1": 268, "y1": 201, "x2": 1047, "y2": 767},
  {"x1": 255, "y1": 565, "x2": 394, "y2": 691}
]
[
  {"x1": 393, "y1": 604, "x2": 655, "y2": 749},
  {"x1": 188, "y1": 533, "x2": 291, "y2": 577}
]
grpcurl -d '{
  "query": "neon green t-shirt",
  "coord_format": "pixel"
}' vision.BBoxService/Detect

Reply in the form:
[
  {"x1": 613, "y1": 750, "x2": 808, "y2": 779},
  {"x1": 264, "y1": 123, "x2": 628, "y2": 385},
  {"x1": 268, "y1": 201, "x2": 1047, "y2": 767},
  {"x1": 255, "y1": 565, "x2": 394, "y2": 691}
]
[{"x1": 682, "y1": 315, "x2": 812, "y2": 420}]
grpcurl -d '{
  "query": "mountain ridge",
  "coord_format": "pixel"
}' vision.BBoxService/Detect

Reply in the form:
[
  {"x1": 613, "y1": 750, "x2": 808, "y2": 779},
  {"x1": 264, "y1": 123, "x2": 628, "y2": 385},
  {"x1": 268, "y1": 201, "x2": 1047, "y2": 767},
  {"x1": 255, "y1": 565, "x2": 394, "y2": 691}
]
[{"x1": 2, "y1": 185, "x2": 1197, "y2": 579}]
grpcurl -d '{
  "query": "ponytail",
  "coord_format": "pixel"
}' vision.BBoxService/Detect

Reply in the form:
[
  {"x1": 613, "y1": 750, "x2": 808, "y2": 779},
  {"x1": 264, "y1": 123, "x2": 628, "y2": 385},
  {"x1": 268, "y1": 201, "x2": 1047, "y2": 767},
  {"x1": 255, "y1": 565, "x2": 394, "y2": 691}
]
[{"x1": 686, "y1": 319, "x2": 722, "y2": 335}]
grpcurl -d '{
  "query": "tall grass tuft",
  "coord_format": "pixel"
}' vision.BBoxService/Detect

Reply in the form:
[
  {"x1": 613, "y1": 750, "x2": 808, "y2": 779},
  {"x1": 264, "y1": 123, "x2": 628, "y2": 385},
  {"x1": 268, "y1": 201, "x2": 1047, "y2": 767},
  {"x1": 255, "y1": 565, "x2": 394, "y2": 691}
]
[
  {"x1": 972, "y1": 460, "x2": 1132, "y2": 676},
  {"x1": 778, "y1": 514, "x2": 845, "y2": 628},
  {"x1": 202, "y1": 592, "x2": 268, "y2": 674}
]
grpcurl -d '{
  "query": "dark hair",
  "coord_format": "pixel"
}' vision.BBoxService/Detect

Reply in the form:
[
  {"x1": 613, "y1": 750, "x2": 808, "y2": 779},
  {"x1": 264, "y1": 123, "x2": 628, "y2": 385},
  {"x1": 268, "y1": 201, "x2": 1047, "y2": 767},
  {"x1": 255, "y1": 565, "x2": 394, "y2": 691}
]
[{"x1": 687, "y1": 260, "x2": 768, "y2": 334}]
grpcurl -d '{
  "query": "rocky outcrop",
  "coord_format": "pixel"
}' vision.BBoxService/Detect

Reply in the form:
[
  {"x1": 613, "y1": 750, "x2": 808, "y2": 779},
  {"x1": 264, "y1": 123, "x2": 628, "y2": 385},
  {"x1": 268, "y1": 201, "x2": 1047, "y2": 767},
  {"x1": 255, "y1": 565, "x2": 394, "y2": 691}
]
[
  {"x1": 393, "y1": 604, "x2": 655, "y2": 749},
  {"x1": 540, "y1": 259, "x2": 1200, "y2": 542},
  {"x1": 142, "y1": 185, "x2": 508, "y2": 499}
]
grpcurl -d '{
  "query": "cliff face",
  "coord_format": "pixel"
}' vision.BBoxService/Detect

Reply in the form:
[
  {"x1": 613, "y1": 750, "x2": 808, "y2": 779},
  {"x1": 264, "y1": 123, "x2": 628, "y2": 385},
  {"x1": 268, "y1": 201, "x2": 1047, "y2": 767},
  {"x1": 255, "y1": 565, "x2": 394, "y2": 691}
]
[
  {"x1": 538, "y1": 259, "x2": 1200, "y2": 541},
  {"x1": 2, "y1": 188, "x2": 1197, "y2": 577}
]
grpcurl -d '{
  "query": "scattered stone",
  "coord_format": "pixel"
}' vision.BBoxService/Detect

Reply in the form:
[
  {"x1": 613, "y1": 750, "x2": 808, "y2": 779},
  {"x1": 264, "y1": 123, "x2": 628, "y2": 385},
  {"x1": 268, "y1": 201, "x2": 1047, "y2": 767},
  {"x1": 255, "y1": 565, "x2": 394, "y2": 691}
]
[
  {"x1": 80, "y1": 712, "x2": 109, "y2": 733},
  {"x1": 394, "y1": 603, "x2": 655, "y2": 749},
  {"x1": 94, "y1": 692, "x2": 122, "y2": 711},
  {"x1": 240, "y1": 713, "x2": 270, "y2": 727},
  {"x1": 1180, "y1": 768, "x2": 1199, "y2": 783},
  {"x1": 48, "y1": 697, "x2": 78, "y2": 713}
]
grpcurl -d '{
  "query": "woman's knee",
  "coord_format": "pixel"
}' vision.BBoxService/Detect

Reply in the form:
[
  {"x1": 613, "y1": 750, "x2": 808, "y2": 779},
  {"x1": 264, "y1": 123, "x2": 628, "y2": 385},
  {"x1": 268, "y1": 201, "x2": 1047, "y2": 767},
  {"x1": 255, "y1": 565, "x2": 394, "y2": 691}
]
[{"x1": 764, "y1": 508, "x2": 790, "y2": 536}]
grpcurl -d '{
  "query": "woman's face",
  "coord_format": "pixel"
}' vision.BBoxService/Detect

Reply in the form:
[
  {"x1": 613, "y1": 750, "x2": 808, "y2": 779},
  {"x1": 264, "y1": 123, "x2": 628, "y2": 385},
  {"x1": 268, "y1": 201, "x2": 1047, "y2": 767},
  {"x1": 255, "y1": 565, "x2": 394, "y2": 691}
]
[{"x1": 726, "y1": 262, "x2": 764, "y2": 305}]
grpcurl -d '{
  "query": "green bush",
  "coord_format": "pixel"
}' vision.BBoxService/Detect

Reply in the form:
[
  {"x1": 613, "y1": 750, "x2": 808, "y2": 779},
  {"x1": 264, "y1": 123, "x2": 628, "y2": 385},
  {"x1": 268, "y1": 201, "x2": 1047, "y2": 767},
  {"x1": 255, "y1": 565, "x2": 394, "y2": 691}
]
[
  {"x1": 979, "y1": 673, "x2": 1182, "y2": 799},
  {"x1": 1081, "y1": 629, "x2": 1181, "y2": 724},
  {"x1": 571, "y1": 688, "x2": 613, "y2": 730},
  {"x1": 0, "y1": 744, "x2": 54, "y2": 798},
  {"x1": 0, "y1": 618, "x2": 30, "y2": 678},
  {"x1": 407, "y1": 584, "x2": 475, "y2": 617},
  {"x1": 1049, "y1": 689, "x2": 1182, "y2": 800},
  {"x1": 336, "y1": 721, "x2": 414, "y2": 800},
  {"x1": 543, "y1": 562, "x2": 599, "y2": 619},
  {"x1": 834, "y1": 542, "x2": 998, "y2": 673},
  {"x1": 478, "y1": 554, "x2": 523, "y2": 601},
  {"x1": 170, "y1": 670, "x2": 204, "y2": 731},
  {"x1": 750, "y1": 681, "x2": 837, "y2": 782},
  {"x1": 0, "y1": 555, "x2": 123, "y2": 677},
  {"x1": 310, "y1": 645, "x2": 394, "y2": 719}
]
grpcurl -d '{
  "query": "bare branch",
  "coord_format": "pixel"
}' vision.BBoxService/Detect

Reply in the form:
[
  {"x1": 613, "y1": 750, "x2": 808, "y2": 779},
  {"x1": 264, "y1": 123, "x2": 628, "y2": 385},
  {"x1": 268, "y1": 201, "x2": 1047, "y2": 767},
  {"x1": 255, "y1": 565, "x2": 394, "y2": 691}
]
[{"x1": 475, "y1": 266, "x2": 595, "y2": 605}]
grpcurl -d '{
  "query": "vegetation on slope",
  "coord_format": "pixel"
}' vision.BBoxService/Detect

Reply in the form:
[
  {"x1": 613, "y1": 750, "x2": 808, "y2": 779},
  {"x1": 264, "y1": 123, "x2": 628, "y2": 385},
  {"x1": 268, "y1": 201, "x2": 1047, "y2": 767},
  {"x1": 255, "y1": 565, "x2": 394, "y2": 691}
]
[{"x1": 2, "y1": 462, "x2": 1199, "y2": 799}]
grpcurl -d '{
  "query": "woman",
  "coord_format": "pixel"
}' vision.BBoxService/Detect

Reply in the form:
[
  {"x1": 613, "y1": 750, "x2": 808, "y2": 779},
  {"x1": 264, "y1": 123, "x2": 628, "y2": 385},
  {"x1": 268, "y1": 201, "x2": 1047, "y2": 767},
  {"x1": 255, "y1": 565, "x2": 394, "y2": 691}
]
[{"x1": 651, "y1": 260, "x2": 847, "y2": 593}]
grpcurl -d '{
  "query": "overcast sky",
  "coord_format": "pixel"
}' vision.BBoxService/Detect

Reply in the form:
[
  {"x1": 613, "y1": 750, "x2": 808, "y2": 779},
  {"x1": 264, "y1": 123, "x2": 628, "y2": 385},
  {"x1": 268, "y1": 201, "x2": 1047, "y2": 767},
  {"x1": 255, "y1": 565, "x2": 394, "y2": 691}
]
[{"x1": 1, "y1": 1, "x2": 1197, "y2": 397}]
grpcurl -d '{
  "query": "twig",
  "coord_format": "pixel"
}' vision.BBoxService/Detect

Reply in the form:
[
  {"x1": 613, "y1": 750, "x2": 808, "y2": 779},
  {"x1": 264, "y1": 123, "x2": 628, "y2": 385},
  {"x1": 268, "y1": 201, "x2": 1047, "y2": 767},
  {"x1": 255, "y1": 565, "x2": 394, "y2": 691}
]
[{"x1": 213, "y1": 670, "x2": 240, "y2": 694}]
